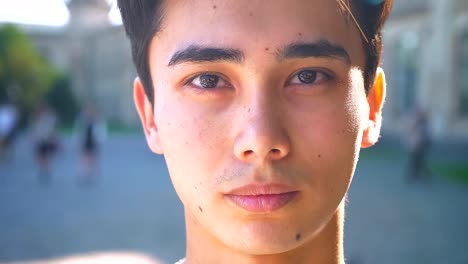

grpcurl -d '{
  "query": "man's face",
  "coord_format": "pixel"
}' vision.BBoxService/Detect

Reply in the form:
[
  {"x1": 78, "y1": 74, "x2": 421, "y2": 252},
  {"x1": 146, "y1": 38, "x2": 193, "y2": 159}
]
[{"x1": 136, "y1": 0, "x2": 383, "y2": 255}]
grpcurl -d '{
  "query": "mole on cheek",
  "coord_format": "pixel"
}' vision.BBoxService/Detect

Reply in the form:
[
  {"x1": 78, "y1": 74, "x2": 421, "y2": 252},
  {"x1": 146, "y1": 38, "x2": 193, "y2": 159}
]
[
  {"x1": 296, "y1": 233, "x2": 301, "y2": 241},
  {"x1": 318, "y1": 154, "x2": 322, "y2": 158},
  {"x1": 198, "y1": 206, "x2": 203, "y2": 212},
  {"x1": 298, "y1": 32, "x2": 302, "y2": 36},
  {"x1": 265, "y1": 47, "x2": 269, "y2": 51},
  {"x1": 213, "y1": 5, "x2": 217, "y2": 9}
]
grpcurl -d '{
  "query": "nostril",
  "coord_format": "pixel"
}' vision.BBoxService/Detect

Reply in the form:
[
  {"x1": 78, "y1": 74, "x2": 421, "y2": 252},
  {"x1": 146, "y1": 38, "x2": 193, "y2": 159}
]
[
  {"x1": 271, "y1": 149, "x2": 280, "y2": 154},
  {"x1": 240, "y1": 149, "x2": 285, "y2": 160},
  {"x1": 244, "y1": 150, "x2": 254, "y2": 156}
]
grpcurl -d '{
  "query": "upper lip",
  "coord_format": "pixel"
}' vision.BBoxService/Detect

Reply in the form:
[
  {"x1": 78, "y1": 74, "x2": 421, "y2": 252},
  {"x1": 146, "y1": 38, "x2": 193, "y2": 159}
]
[{"x1": 224, "y1": 183, "x2": 298, "y2": 196}]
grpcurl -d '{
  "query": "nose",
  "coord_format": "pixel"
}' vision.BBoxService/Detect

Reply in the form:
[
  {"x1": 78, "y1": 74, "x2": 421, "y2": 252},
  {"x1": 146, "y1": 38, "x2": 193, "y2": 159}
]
[{"x1": 233, "y1": 99, "x2": 291, "y2": 164}]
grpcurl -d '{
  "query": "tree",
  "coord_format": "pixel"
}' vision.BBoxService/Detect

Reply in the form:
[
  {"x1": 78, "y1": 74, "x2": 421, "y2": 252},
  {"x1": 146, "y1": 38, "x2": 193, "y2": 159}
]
[
  {"x1": 46, "y1": 74, "x2": 79, "y2": 125},
  {"x1": 0, "y1": 24, "x2": 57, "y2": 117}
]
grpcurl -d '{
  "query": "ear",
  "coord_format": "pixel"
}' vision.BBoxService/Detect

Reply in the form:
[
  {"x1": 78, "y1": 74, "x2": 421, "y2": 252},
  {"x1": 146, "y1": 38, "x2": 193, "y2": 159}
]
[
  {"x1": 361, "y1": 67, "x2": 386, "y2": 148},
  {"x1": 134, "y1": 77, "x2": 164, "y2": 154}
]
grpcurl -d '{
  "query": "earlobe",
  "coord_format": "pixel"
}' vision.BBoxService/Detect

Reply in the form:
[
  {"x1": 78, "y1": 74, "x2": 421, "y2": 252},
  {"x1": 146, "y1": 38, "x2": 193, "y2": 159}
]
[
  {"x1": 134, "y1": 78, "x2": 164, "y2": 154},
  {"x1": 361, "y1": 67, "x2": 386, "y2": 148}
]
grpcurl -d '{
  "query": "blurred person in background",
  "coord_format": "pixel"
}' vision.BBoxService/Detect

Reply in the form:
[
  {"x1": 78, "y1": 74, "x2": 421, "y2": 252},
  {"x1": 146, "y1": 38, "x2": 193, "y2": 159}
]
[
  {"x1": 31, "y1": 102, "x2": 58, "y2": 184},
  {"x1": 118, "y1": 0, "x2": 392, "y2": 263},
  {"x1": 0, "y1": 100, "x2": 18, "y2": 162},
  {"x1": 404, "y1": 104, "x2": 431, "y2": 183},
  {"x1": 75, "y1": 103, "x2": 107, "y2": 185}
]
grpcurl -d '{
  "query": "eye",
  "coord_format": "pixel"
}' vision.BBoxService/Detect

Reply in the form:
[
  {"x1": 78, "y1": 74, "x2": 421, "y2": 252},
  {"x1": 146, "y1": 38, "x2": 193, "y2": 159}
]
[
  {"x1": 188, "y1": 73, "x2": 230, "y2": 89},
  {"x1": 288, "y1": 69, "x2": 331, "y2": 85}
]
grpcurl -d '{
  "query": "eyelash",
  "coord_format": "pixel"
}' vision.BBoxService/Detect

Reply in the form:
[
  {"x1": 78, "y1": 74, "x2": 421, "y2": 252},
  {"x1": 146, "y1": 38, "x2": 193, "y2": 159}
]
[{"x1": 184, "y1": 69, "x2": 333, "y2": 91}]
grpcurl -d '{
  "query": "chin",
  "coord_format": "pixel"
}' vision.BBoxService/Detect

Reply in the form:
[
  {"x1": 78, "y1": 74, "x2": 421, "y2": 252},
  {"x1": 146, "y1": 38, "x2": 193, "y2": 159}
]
[{"x1": 220, "y1": 219, "x2": 307, "y2": 255}]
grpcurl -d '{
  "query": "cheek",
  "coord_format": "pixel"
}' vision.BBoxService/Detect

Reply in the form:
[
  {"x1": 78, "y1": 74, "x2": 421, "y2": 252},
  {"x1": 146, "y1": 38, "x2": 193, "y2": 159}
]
[
  {"x1": 301, "y1": 107, "x2": 360, "y2": 179},
  {"x1": 325, "y1": 80, "x2": 368, "y2": 188},
  {"x1": 295, "y1": 86, "x2": 366, "y2": 197},
  {"x1": 297, "y1": 92, "x2": 364, "y2": 159},
  {"x1": 156, "y1": 99, "x2": 229, "y2": 203},
  {"x1": 346, "y1": 68, "x2": 370, "y2": 132}
]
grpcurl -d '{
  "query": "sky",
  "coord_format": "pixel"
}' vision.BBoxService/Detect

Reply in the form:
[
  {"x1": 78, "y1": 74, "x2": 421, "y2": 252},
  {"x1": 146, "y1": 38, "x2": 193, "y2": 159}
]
[{"x1": 0, "y1": 0, "x2": 122, "y2": 27}]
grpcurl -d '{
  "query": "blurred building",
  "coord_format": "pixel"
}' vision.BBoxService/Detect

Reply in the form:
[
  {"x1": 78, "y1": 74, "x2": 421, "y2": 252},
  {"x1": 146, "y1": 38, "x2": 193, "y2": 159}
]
[
  {"x1": 1, "y1": 0, "x2": 467, "y2": 138},
  {"x1": 383, "y1": 0, "x2": 468, "y2": 139},
  {"x1": 64, "y1": 0, "x2": 137, "y2": 126}
]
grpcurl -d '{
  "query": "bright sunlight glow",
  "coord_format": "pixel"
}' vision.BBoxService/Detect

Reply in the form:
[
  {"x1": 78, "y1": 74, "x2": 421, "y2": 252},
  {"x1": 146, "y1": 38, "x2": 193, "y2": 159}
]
[
  {"x1": 0, "y1": 0, "x2": 123, "y2": 27},
  {"x1": 0, "y1": 0, "x2": 70, "y2": 26}
]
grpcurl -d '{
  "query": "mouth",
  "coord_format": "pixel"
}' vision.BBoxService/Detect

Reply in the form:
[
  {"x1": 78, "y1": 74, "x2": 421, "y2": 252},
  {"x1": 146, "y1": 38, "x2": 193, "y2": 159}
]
[{"x1": 224, "y1": 184, "x2": 299, "y2": 212}]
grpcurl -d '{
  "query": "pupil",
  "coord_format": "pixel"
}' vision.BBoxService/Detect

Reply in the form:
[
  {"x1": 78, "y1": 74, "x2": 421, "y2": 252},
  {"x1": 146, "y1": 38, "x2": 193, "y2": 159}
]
[
  {"x1": 200, "y1": 75, "x2": 218, "y2": 88},
  {"x1": 298, "y1": 70, "x2": 316, "y2": 84}
]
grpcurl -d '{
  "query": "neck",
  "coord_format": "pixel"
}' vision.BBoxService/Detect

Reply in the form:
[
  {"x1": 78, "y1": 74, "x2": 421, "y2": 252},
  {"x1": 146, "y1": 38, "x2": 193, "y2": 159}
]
[{"x1": 185, "y1": 203, "x2": 345, "y2": 264}]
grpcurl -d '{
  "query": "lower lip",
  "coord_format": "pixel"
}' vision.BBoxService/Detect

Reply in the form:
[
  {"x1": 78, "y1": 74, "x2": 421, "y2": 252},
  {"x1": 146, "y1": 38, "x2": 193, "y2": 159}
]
[{"x1": 226, "y1": 192, "x2": 298, "y2": 212}]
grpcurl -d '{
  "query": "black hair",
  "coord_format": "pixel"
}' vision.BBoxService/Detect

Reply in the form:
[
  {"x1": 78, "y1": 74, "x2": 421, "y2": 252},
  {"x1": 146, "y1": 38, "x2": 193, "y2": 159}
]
[
  {"x1": 117, "y1": 1, "x2": 164, "y2": 104},
  {"x1": 348, "y1": 0, "x2": 393, "y2": 92}
]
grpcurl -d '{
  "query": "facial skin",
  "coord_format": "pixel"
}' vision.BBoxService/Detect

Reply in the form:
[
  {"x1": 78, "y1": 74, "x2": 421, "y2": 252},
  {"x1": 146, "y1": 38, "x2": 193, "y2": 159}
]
[{"x1": 134, "y1": 0, "x2": 386, "y2": 263}]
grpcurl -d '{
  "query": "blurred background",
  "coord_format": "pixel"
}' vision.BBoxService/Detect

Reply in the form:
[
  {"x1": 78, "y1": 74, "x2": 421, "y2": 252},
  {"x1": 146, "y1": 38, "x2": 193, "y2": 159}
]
[{"x1": 0, "y1": 0, "x2": 467, "y2": 263}]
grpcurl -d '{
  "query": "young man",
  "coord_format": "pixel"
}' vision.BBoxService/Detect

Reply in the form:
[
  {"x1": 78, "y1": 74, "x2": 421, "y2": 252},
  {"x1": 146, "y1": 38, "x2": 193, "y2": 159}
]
[{"x1": 118, "y1": 0, "x2": 392, "y2": 263}]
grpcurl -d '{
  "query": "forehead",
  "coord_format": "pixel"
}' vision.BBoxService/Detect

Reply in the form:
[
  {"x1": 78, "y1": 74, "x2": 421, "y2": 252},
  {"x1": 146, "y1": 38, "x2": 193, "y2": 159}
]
[{"x1": 155, "y1": 0, "x2": 365, "y2": 66}]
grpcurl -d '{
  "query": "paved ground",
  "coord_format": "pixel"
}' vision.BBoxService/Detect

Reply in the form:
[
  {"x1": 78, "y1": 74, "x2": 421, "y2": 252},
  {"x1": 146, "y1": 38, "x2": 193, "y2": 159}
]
[{"x1": 0, "y1": 133, "x2": 467, "y2": 264}]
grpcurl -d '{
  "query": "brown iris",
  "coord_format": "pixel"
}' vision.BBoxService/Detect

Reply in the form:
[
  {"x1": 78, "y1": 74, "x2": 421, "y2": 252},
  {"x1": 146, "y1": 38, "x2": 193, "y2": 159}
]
[
  {"x1": 298, "y1": 70, "x2": 317, "y2": 84},
  {"x1": 199, "y1": 74, "x2": 219, "y2": 88}
]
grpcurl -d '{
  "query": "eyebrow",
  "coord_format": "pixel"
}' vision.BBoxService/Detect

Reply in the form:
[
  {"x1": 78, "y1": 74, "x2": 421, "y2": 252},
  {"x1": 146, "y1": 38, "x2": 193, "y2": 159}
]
[
  {"x1": 167, "y1": 40, "x2": 351, "y2": 67},
  {"x1": 168, "y1": 45, "x2": 244, "y2": 66},
  {"x1": 277, "y1": 40, "x2": 351, "y2": 64}
]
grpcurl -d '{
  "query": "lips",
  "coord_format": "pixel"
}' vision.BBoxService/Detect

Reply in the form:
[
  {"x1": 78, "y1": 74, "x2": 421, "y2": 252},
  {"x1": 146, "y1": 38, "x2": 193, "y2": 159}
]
[{"x1": 224, "y1": 184, "x2": 299, "y2": 212}]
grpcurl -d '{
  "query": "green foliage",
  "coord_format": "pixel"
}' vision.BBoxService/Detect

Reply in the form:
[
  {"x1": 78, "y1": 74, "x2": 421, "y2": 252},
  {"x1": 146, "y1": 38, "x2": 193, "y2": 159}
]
[
  {"x1": 0, "y1": 24, "x2": 57, "y2": 113},
  {"x1": 46, "y1": 75, "x2": 79, "y2": 125},
  {"x1": 431, "y1": 162, "x2": 468, "y2": 184},
  {"x1": 107, "y1": 120, "x2": 141, "y2": 134}
]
